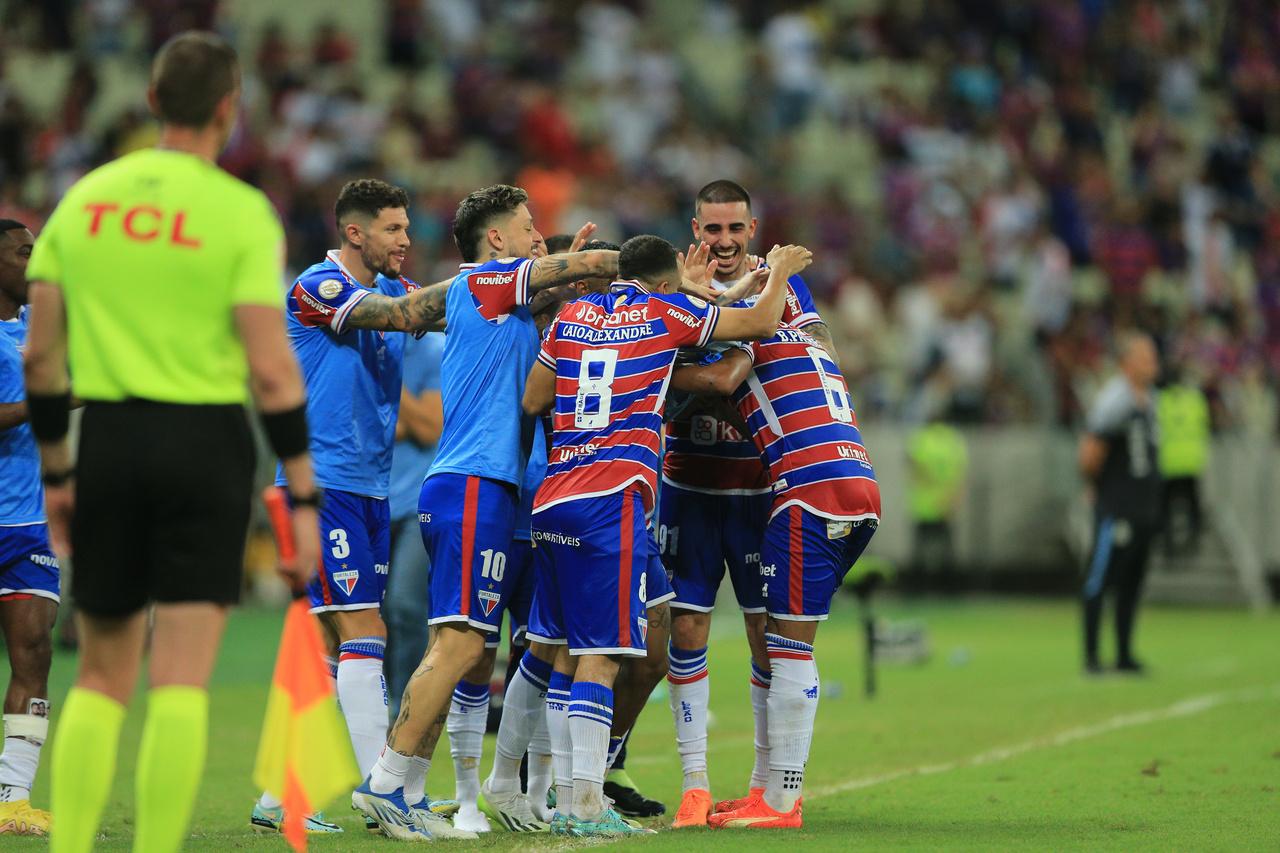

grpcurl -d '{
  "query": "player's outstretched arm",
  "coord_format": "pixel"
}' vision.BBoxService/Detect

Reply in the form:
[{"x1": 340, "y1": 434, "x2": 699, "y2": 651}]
[
  {"x1": 714, "y1": 265, "x2": 769, "y2": 305},
  {"x1": 708, "y1": 244, "x2": 813, "y2": 342},
  {"x1": 670, "y1": 349, "x2": 752, "y2": 396},
  {"x1": 344, "y1": 277, "x2": 451, "y2": 333},
  {"x1": 528, "y1": 250, "x2": 619, "y2": 292},
  {"x1": 0, "y1": 401, "x2": 26, "y2": 431},
  {"x1": 806, "y1": 320, "x2": 841, "y2": 367},
  {"x1": 523, "y1": 362, "x2": 556, "y2": 416}
]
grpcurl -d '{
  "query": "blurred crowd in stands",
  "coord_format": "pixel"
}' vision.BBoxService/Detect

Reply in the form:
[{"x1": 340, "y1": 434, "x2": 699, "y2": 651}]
[{"x1": 2, "y1": 0, "x2": 1278, "y2": 434}]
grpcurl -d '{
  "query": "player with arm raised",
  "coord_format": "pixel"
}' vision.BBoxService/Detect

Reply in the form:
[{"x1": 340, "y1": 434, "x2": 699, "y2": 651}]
[
  {"x1": 661, "y1": 179, "x2": 838, "y2": 826},
  {"x1": 354, "y1": 185, "x2": 620, "y2": 841},
  {"x1": 669, "y1": 322, "x2": 881, "y2": 830},
  {"x1": 248, "y1": 178, "x2": 469, "y2": 836},
  {"x1": 520, "y1": 236, "x2": 810, "y2": 838}
]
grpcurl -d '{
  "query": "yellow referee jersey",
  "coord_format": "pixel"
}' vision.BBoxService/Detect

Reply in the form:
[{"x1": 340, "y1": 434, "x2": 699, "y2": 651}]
[{"x1": 26, "y1": 148, "x2": 285, "y2": 404}]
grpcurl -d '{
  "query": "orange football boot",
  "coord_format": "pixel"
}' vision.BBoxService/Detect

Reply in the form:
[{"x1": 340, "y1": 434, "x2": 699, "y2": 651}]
[
  {"x1": 708, "y1": 796, "x2": 802, "y2": 829},
  {"x1": 714, "y1": 787, "x2": 764, "y2": 813},
  {"x1": 671, "y1": 788, "x2": 713, "y2": 828}
]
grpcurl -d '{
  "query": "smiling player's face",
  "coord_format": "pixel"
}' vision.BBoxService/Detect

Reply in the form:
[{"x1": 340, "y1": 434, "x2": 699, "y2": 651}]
[
  {"x1": 693, "y1": 201, "x2": 757, "y2": 282},
  {"x1": 496, "y1": 203, "x2": 544, "y2": 260},
  {"x1": 358, "y1": 206, "x2": 410, "y2": 278}
]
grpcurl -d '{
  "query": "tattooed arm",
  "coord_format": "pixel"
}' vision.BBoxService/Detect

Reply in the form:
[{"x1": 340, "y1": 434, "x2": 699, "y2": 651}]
[
  {"x1": 805, "y1": 321, "x2": 841, "y2": 368},
  {"x1": 343, "y1": 278, "x2": 452, "y2": 333},
  {"x1": 527, "y1": 250, "x2": 619, "y2": 292}
]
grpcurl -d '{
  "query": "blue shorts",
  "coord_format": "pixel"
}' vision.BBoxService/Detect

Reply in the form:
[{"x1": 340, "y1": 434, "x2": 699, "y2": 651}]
[
  {"x1": 761, "y1": 507, "x2": 877, "y2": 620},
  {"x1": 420, "y1": 473, "x2": 517, "y2": 633},
  {"x1": 527, "y1": 526, "x2": 671, "y2": 647},
  {"x1": 658, "y1": 483, "x2": 770, "y2": 613},
  {"x1": 306, "y1": 491, "x2": 390, "y2": 613},
  {"x1": 0, "y1": 524, "x2": 60, "y2": 603},
  {"x1": 528, "y1": 489, "x2": 649, "y2": 657},
  {"x1": 485, "y1": 537, "x2": 537, "y2": 648}
]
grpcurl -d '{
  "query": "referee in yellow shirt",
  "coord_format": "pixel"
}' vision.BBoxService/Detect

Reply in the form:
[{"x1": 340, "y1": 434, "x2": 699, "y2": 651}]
[{"x1": 23, "y1": 32, "x2": 321, "y2": 853}]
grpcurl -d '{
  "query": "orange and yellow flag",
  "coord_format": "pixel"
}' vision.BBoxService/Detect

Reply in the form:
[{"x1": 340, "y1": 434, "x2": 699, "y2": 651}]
[{"x1": 253, "y1": 600, "x2": 360, "y2": 850}]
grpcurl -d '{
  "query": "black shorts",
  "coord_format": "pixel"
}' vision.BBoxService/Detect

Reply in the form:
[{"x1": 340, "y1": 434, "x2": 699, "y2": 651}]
[{"x1": 72, "y1": 400, "x2": 256, "y2": 616}]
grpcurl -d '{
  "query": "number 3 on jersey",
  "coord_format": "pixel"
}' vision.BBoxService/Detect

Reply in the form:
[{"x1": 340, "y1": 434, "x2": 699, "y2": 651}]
[{"x1": 575, "y1": 349, "x2": 619, "y2": 428}]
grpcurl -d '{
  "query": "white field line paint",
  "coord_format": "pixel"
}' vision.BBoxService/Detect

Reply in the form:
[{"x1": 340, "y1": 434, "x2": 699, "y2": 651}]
[{"x1": 807, "y1": 683, "x2": 1280, "y2": 800}]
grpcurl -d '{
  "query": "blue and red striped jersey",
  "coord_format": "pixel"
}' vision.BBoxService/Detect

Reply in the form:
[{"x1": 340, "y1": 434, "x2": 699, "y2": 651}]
[
  {"x1": 533, "y1": 281, "x2": 720, "y2": 516},
  {"x1": 663, "y1": 268, "x2": 821, "y2": 494},
  {"x1": 732, "y1": 323, "x2": 880, "y2": 522}
]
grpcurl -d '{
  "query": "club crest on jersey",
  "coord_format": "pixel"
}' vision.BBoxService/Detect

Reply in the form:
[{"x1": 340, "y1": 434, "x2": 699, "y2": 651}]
[
  {"x1": 332, "y1": 570, "x2": 359, "y2": 596},
  {"x1": 478, "y1": 589, "x2": 502, "y2": 617},
  {"x1": 638, "y1": 616, "x2": 649, "y2": 645},
  {"x1": 317, "y1": 278, "x2": 344, "y2": 300}
]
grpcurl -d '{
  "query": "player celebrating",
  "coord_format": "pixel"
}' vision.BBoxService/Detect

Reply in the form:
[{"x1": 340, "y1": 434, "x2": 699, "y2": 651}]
[
  {"x1": 522, "y1": 235, "x2": 812, "y2": 837},
  {"x1": 670, "y1": 321, "x2": 881, "y2": 829},
  {"x1": 661, "y1": 179, "x2": 838, "y2": 826},
  {"x1": 354, "y1": 185, "x2": 623, "y2": 841},
  {"x1": 0, "y1": 220, "x2": 57, "y2": 838},
  {"x1": 251, "y1": 178, "x2": 472, "y2": 838}
]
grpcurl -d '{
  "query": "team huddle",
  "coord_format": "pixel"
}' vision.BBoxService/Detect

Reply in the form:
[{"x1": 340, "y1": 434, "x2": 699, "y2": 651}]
[{"x1": 255, "y1": 176, "x2": 883, "y2": 840}]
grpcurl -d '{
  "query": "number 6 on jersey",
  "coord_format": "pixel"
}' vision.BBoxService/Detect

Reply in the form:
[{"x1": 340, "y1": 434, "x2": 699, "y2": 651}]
[{"x1": 575, "y1": 349, "x2": 619, "y2": 428}]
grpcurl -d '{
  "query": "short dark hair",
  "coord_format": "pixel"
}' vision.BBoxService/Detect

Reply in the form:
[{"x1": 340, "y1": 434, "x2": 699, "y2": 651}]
[
  {"x1": 583, "y1": 239, "x2": 621, "y2": 252},
  {"x1": 452, "y1": 185, "x2": 529, "y2": 263},
  {"x1": 618, "y1": 235, "x2": 677, "y2": 285},
  {"x1": 335, "y1": 179, "x2": 410, "y2": 238},
  {"x1": 543, "y1": 234, "x2": 574, "y2": 254},
  {"x1": 150, "y1": 31, "x2": 239, "y2": 128},
  {"x1": 695, "y1": 179, "x2": 751, "y2": 214},
  {"x1": 0, "y1": 219, "x2": 28, "y2": 236}
]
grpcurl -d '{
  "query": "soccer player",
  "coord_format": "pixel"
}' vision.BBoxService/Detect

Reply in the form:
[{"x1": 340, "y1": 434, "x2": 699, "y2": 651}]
[
  {"x1": 354, "y1": 185, "x2": 624, "y2": 841},
  {"x1": 522, "y1": 235, "x2": 812, "y2": 837},
  {"x1": 669, "y1": 320, "x2": 881, "y2": 829},
  {"x1": 0, "y1": 220, "x2": 57, "y2": 837},
  {"x1": 1079, "y1": 332, "x2": 1161, "y2": 675},
  {"x1": 22, "y1": 32, "x2": 321, "y2": 853},
  {"x1": 251, "y1": 178, "x2": 470, "y2": 838},
  {"x1": 661, "y1": 179, "x2": 839, "y2": 826},
  {"x1": 512, "y1": 236, "x2": 671, "y2": 821}
]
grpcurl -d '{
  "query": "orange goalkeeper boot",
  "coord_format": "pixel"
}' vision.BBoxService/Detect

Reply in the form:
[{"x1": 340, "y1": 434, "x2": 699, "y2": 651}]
[
  {"x1": 714, "y1": 787, "x2": 764, "y2": 813},
  {"x1": 708, "y1": 795, "x2": 802, "y2": 829},
  {"x1": 671, "y1": 788, "x2": 713, "y2": 828}
]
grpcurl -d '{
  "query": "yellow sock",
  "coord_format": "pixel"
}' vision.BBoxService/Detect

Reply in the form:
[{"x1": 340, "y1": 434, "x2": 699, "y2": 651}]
[
  {"x1": 50, "y1": 687, "x2": 126, "y2": 853},
  {"x1": 133, "y1": 686, "x2": 209, "y2": 853}
]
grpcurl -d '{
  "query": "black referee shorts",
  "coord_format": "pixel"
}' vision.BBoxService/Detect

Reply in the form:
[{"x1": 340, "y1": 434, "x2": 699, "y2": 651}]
[{"x1": 71, "y1": 400, "x2": 256, "y2": 616}]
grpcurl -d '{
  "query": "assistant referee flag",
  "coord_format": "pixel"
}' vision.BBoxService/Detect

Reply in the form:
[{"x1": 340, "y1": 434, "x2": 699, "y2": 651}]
[{"x1": 253, "y1": 599, "x2": 359, "y2": 851}]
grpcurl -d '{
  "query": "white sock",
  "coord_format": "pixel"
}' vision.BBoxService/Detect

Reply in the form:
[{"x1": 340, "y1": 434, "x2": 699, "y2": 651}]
[
  {"x1": 527, "y1": 702, "x2": 554, "y2": 813},
  {"x1": 490, "y1": 651, "x2": 552, "y2": 793},
  {"x1": 749, "y1": 660, "x2": 772, "y2": 790},
  {"x1": 337, "y1": 637, "x2": 389, "y2": 776},
  {"x1": 568, "y1": 681, "x2": 613, "y2": 821},
  {"x1": 403, "y1": 756, "x2": 431, "y2": 805},
  {"x1": 667, "y1": 645, "x2": 710, "y2": 792},
  {"x1": 545, "y1": 672, "x2": 574, "y2": 809},
  {"x1": 448, "y1": 680, "x2": 489, "y2": 808},
  {"x1": 369, "y1": 745, "x2": 412, "y2": 794},
  {"x1": 257, "y1": 791, "x2": 283, "y2": 810},
  {"x1": 764, "y1": 633, "x2": 818, "y2": 812},
  {"x1": 0, "y1": 707, "x2": 48, "y2": 801}
]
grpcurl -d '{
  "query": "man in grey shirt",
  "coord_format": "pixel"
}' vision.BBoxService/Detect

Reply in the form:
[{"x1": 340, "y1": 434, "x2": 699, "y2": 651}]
[{"x1": 1078, "y1": 332, "x2": 1162, "y2": 675}]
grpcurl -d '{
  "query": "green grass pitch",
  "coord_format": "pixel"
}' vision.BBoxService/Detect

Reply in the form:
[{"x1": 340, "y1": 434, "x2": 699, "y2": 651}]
[{"x1": 7, "y1": 596, "x2": 1278, "y2": 850}]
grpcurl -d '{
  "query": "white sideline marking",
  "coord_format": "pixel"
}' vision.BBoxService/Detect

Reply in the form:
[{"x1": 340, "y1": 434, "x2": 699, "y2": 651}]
[{"x1": 808, "y1": 683, "x2": 1280, "y2": 800}]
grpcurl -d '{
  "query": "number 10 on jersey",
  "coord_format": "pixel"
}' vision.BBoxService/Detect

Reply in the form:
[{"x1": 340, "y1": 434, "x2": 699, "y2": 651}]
[{"x1": 575, "y1": 349, "x2": 619, "y2": 429}]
